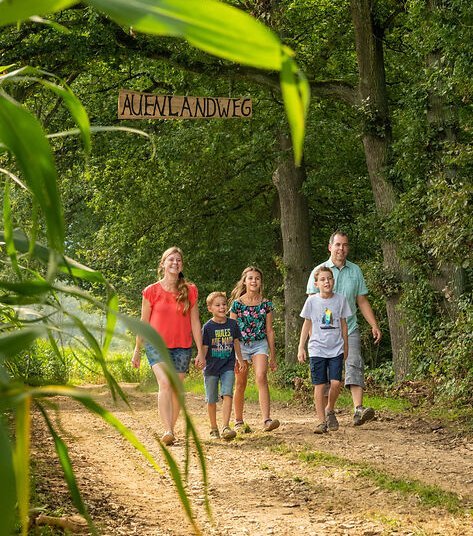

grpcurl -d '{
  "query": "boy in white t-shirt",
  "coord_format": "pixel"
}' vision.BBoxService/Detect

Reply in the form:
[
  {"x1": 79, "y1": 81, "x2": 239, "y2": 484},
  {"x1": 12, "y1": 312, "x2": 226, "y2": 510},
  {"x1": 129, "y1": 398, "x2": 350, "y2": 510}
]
[{"x1": 298, "y1": 266, "x2": 352, "y2": 434}]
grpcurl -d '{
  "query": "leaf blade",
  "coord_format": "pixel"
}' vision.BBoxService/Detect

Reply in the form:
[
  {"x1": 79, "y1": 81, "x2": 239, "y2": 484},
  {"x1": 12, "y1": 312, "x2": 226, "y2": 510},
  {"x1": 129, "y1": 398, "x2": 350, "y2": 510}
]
[
  {"x1": 0, "y1": 93, "x2": 64, "y2": 252},
  {"x1": 88, "y1": 0, "x2": 283, "y2": 70}
]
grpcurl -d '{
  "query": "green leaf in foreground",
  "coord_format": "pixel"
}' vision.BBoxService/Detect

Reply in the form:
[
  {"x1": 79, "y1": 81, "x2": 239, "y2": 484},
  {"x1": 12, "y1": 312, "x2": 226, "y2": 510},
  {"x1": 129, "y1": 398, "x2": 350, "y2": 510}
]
[
  {"x1": 0, "y1": 418, "x2": 16, "y2": 536},
  {"x1": 37, "y1": 403, "x2": 96, "y2": 535},
  {"x1": 0, "y1": 327, "x2": 45, "y2": 361},
  {"x1": 0, "y1": 0, "x2": 77, "y2": 26},
  {"x1": 280, "y1": 54, "x2": 310, "y2": 166},
  {"x1": 0, "y1": 229, "x2": 107, "y2": 284},
  {"x1": 13, "y1": 396, "x2": 31, "y2": 536},
  {"x1": 89, "y1": 0, "x2": 283, "y2": 70},
  {"x1": 0, "y1": 93, "x2": 64, "y2": 252}
]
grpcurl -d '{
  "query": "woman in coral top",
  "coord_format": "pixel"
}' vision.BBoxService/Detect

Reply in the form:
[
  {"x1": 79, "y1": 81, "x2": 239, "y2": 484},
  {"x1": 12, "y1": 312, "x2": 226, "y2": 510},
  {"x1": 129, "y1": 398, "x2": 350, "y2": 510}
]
[{"x1": 132, "y1": 247, "x2": 204, "y2": 446}]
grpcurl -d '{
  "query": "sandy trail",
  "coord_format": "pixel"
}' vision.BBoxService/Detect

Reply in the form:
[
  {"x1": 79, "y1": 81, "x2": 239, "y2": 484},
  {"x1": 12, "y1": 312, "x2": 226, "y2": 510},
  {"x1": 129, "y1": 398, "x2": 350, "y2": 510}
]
[{"x1": 31, "y1": 384, "x2": 473, "y2": 535}]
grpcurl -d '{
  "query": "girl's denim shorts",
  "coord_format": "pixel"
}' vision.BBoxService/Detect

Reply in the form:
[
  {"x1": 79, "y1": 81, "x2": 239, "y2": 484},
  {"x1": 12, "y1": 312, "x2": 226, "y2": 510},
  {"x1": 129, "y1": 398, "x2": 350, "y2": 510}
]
[
  {"x1": 144, "y1": 343, "x2": 192, "y2": 373},
  {"x1": 240, "y1": 338, "x2": 269, "y2": 362}
]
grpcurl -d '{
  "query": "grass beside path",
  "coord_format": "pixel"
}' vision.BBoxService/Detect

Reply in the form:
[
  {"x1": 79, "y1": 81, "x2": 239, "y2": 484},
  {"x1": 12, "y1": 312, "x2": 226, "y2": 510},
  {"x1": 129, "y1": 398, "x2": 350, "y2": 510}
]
[{"x1": 273, "y1": 444, "x2": 469, "y2": 515}]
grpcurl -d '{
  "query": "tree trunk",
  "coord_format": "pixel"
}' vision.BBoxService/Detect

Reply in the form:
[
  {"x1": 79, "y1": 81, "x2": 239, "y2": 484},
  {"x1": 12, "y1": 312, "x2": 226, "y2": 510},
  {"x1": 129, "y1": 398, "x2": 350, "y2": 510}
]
[
  {"x1": 350, "y1": 0, "x2": 411, "y2": 379},
  {"x1": 272, "y1": 133, "x2": 313, "y2": 363}
]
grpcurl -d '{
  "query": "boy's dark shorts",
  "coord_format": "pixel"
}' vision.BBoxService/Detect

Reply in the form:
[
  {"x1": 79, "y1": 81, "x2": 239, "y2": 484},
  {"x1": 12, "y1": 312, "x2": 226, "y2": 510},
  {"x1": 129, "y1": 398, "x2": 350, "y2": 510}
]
[{"x1": 310, "y1": 354, "x2": 344, "y2": 385}]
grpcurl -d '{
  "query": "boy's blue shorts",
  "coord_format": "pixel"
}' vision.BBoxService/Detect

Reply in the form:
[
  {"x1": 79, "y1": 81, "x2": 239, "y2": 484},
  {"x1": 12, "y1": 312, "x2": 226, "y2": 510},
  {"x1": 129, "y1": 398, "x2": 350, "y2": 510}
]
[
  {"x1": 204, "y1": 369, "x2": 235, "y2": 404},
  {"x1": 310, "y1": 354, "x2": 344, "y2": 385}
]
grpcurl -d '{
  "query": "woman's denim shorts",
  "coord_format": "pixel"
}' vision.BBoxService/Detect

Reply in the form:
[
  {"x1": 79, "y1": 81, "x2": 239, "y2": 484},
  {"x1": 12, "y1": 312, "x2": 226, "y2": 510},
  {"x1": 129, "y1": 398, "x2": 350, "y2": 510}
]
[
  {"x1": 145, "y1": 343, "x2": 192, "y2": 373},
  {"x1": 240, "y1": 338, "x2": 269, "y2": 362}
]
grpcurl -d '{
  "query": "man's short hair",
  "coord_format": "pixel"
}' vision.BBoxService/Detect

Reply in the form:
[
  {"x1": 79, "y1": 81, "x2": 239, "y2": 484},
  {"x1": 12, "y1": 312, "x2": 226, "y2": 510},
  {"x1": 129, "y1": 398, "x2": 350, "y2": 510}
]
[
  {"x1": 329, "y1": 231, "x2": 349, "y2": 245},
  {"x1": 206, "y1": 291, "x2": 226, "y2": 307},
  {"x1": 314, "y1": 266, "x2": 333, "y2": 281}
]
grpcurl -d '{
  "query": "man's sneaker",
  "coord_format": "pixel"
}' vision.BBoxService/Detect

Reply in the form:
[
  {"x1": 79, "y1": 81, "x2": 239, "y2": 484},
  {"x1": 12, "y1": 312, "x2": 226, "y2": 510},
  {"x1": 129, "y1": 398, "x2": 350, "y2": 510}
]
[
  {"x1": 221, "y1": 426, "x2": 237, "y2": 441},
  {"x1": 353, "y1": 406, "x2": 375, "y2": 426},
  {"x1": 161, "y1": 431, "x2": 175, "y2": 446},
  {"x1": 234, "y1": 421, "x2": 252, "y2": 433},
  {"x1": 314, "y1": 422, "x2": 328, "y2": 434},
  {"x1": 209, "y1": 428, "x2": 220, "y2": 439},
  {"x1": 263, "y1": 418, "x2": 280, "y2": 432},
  {"x1": 325, "y1": 410, "x2": 339, "y2": 431}
]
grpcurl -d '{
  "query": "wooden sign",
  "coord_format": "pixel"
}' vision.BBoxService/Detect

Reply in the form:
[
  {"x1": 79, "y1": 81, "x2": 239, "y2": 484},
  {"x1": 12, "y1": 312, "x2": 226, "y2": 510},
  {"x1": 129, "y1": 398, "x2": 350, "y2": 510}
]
[{"x1": 118, "y1": 90, "x2": 252, "y2": 119}]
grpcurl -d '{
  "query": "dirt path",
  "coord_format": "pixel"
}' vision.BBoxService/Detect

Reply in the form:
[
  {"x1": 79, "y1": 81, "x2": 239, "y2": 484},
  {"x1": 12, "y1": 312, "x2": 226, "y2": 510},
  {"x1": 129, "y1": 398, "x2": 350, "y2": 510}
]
[{"x1": 31, "y1": 384, "x2": 473, "y2": 535}]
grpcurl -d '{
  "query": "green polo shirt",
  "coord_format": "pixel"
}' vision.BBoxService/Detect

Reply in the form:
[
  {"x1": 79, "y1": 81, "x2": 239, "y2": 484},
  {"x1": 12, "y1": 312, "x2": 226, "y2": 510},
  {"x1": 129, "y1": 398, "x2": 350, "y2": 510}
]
[{"x1": 306, "y1": 259, "x2": 368, "y2": 335}]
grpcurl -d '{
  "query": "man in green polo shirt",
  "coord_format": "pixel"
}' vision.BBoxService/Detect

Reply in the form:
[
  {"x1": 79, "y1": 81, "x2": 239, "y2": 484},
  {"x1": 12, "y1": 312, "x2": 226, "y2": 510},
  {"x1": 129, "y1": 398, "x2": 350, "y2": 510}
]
[{"x1": 306, "y1": 231, "x2": 382, "y2": 427}]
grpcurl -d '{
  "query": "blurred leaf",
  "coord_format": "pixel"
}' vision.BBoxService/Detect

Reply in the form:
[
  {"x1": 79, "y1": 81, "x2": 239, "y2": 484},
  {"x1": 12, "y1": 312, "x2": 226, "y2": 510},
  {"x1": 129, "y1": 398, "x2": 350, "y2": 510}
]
[
  {"x1": 158, "y1": 439, "x2": 201, "y2": 536},
  {"x1": 21, "y1": 385, "x2": 164, "y2": 473},
  {"x1": 0, "y1": 327, "x2": 44, "y2": 361},
  {"x1": 0, "y1": 93, "x2": 64, "y2": 252},
  {"x1": 280, "y1": 54, "x2": 310, "y2": 166},
  {"x1": 47, "y1": 125, "x2": 155, "y2": 157},
  {"x1": 0, "y1": 166, "x2": 28, "y2": 190},
  {"x1": 0, "y1": 67, "x2": 91, "y2": 153},
  {"x1": 37, "y1": 403, "x2": 96, "y2": 535},
  {"x1": 0, "y1": 0, "x2": 77, "y2": 26},
  {"x1": 0, "y1": 63, "x2": 16, "y2": 73},
  {"x1": 89, "y1": 0, "x2": 283, "y2": 70},
  {"x1": 0, "y1": 229, "x2": 108, "y2": 284},
  {"x1": 3, "y1": 180, "x2": 21, "y2": 277},
  {"x1": 0, "y1": 279, "x2": 52, "y2": 296},
  {"x1": 0, "y1": 417, "x2": 16, "y2": 535},
  {"x1": 13, "y1": 396, "x2": 31, "y2": 536},
  {"x1": 185, "y1": 413, "x2": 210, "y2": 517},
  {"x1": 103, "y1": 292, "x2": 118, "y2": 355},
  {"x1": 40, "y1": 80, "x2": 91, "y2": 152},
  {"x1": 67, "y1": 311, "x2": 129, "y2": 405},
  {"x1": 29, "y1": 15, "x2": 72, "y2": 33}
]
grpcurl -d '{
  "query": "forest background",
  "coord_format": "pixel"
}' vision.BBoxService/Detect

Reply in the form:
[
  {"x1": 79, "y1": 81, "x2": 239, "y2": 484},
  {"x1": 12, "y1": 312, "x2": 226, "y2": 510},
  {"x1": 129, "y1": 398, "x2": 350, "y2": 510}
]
[
  {"x1": 1, "y1": 0, "x2": 473, "y2": 534},
  {"x1": 3, "y1": 0, "x2": 473, "y2": 396},
  {"x1": 1, "y1": 1, "x2": 472, "y2": 395}
]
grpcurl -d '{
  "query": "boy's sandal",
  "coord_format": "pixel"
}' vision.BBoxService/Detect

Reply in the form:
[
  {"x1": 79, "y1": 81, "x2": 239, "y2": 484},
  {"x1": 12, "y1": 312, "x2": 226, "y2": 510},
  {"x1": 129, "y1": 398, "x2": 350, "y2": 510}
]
[
  {"x1": 263, "y1": 418, "x2": 280, "y2": 432},
  {"x1": 221, "y1": 426, "x2": 237, "y2": 441}
]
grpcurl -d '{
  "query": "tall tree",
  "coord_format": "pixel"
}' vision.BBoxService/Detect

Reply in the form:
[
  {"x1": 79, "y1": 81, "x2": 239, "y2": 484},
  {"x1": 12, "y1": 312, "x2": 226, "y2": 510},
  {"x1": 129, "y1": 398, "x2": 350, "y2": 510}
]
[
  {"x1": 350, "y1": 0, "x2": 410, "y2": 379},
  {"x1": 272, "y1": 133, "x2": 312, "y2": 362}
]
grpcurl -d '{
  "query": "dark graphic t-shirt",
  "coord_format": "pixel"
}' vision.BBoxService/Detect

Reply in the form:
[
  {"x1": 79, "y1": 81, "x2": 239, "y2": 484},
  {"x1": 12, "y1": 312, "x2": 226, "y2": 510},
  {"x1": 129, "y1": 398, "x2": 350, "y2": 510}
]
[{"x1": 202, "y1": 318, "x2": 242, "y2": 377}]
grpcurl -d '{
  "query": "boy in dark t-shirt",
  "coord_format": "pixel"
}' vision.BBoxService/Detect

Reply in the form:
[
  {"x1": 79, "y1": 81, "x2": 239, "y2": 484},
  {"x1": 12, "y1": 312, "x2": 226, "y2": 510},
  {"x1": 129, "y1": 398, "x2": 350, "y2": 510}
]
[{"x1": 196, "y1": 292, "x2": 247, "y2": 440}]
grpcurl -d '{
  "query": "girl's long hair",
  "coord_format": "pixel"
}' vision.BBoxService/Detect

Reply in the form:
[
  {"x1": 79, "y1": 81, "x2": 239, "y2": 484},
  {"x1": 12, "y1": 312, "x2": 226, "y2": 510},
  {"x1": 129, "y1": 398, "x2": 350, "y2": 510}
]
[
  {"x1": 158, "y1": 246, "x2": 192, "y2": 314},
  {"x1": 229, "y1": 266, "x2": 264, "y2": 305}
]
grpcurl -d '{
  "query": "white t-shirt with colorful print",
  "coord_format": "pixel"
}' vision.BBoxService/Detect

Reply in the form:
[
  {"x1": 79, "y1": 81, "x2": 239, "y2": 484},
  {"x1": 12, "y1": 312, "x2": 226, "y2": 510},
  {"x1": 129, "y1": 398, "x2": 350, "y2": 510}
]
[{"x1": 300, "y1": 292, "x2": 352, "y2": 358}]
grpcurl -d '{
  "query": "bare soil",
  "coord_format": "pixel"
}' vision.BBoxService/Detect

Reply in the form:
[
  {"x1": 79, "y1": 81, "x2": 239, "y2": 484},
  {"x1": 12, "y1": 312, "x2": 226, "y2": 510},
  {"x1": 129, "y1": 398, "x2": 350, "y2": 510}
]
[{"x1": 31, "y1": 384, "x2": 473, "y2": 536}]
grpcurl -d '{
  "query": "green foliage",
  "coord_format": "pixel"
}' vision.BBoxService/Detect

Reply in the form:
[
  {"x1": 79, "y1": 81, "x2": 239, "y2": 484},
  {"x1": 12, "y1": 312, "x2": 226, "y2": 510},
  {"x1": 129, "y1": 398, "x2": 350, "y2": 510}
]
[
  {"x1": 270, "y1": 360, "x2": 308, "y2": 389},
  {"x1": 5, "y1": 339, "x2": 69, "y2": 386},
  {"x1": 0, "y1": 1, "x2": 317, "y2": 533}
]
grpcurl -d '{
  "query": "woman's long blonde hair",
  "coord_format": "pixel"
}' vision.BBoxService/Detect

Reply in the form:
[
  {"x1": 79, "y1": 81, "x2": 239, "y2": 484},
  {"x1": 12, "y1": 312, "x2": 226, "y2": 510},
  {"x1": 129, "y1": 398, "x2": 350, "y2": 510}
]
[
  {"x1": 158, "y1": 246, "x2": 192, "y2": 314},
  {"x1": 229, "y1": 266, "x2": 264, "y2": 304}
]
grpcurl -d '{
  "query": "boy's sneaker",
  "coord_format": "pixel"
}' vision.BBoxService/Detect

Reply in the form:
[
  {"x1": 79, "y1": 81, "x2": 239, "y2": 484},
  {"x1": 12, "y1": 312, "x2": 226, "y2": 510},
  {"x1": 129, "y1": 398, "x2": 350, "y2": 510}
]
[
  {"x1": 353, "y1": 406, "x2": 375, "y2": 426},
  {"x1": 325, "y1": 410, "x2": 339, "y2": 431},
  {"x1": 314, "y1": 422, "x2": 328, "y2": 434},
  {"x1": 263, "y1": 418, "x2": 280, "y2": 432},
  {"x1": 234, "y1": 421, "x2": 252, "y2": 433},
  {"x1": 209, "y1": 428, "x2": 220, "y2": 439},
  {"x1": 221, "y1": 426, "x2": 237, "y2": 441}
]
